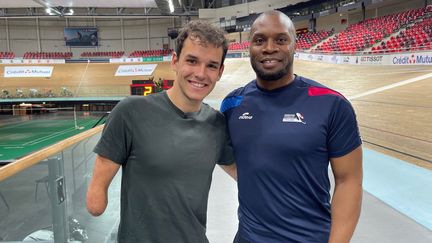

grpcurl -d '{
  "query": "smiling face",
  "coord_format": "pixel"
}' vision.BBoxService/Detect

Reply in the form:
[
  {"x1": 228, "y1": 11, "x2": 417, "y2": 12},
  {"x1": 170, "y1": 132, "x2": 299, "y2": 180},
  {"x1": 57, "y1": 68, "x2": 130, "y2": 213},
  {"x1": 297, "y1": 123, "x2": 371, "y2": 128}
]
[
  {"x1": 249, "y1": 12, "x2": 296, "y2": 90},
  {"x1": 169, "y1": 36, "x2": 224, "y2": 112}
]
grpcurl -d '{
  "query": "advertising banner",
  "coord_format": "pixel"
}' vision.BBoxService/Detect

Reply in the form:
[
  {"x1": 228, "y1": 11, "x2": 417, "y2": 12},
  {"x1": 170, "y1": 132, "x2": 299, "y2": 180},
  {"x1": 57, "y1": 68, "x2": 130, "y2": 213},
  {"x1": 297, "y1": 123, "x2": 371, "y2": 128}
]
[
  {"x1": 4, "y1": 66, "x2": 54, "y2": 77},
  {"x1": 110, "y1": 58, "x2": 143, "y2": 63},
  {"x1": 391, "y1": 52, "x2": 432, "y2": 65},
  {"x1": 295, "y1": 52, "x2": 432, "y2": 65},
  {"x1": 0, "y1": 59, "x2": 65, "y2": 64},
  {"x1": 115, "y1": 64, "x2": 158, "y2": 76}
]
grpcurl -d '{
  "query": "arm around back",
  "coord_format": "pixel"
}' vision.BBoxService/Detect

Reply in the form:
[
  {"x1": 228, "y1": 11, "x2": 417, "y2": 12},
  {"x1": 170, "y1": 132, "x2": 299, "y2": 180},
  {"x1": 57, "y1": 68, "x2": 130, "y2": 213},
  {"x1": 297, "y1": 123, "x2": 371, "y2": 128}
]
[
  {"x1": 219, "y1": 163, "x2": 237, "y2": 181},
  {"x1": 86, "y1": 154, "x2": 121, "y2": 216}
]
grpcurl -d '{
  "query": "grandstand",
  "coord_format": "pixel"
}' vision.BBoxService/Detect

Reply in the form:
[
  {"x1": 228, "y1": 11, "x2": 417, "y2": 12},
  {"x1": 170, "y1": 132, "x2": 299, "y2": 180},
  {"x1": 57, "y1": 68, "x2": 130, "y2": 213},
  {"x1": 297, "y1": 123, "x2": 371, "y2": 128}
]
[
  {"x1": 314, "y1": 6, "x2": 430, "y2": 54},
  {"x1": 0, "y1": 0, "x2": 431, "y2": 243}
]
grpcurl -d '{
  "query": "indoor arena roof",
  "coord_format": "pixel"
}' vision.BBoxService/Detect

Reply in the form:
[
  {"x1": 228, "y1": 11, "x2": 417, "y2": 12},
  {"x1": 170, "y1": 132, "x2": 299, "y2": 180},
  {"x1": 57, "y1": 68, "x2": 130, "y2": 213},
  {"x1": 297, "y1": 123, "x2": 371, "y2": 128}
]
[{"x1": 0, "y1": 0, "x2": 312, "y2": 17}]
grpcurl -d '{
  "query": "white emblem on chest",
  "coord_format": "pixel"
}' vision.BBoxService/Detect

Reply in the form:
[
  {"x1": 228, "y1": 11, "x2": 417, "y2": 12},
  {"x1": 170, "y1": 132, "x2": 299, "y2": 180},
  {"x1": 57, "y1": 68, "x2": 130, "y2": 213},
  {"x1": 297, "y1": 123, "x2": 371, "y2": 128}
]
[{"x1": 282, "y1": 113, "x2": 306, "y2": 124}]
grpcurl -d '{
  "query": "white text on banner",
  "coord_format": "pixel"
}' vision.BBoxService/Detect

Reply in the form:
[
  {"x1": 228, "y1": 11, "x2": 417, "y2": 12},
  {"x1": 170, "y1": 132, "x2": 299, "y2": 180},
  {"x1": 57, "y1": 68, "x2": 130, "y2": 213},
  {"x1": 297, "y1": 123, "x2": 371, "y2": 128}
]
[
  {"x1": 4, "y1": 66, "x2": 54, "y2": 78},
  {"x1": 115, "y1": 64, "x2": 158, "y2": 76}
]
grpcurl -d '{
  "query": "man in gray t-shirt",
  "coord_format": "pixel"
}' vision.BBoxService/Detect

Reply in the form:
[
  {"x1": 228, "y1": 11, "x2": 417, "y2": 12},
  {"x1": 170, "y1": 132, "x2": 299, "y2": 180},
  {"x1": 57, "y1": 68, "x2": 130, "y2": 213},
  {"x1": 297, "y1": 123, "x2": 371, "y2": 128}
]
[{"x1": 86, "y1": 21, "x2": 236, "y2": 243}]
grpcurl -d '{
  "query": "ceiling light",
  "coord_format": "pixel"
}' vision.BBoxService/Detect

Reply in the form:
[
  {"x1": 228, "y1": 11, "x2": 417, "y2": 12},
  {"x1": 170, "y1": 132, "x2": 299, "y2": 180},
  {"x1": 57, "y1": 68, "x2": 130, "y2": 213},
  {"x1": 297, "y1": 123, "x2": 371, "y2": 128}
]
[{"x1": 168, "y1": 0, "x2": 174, "y2": 13}]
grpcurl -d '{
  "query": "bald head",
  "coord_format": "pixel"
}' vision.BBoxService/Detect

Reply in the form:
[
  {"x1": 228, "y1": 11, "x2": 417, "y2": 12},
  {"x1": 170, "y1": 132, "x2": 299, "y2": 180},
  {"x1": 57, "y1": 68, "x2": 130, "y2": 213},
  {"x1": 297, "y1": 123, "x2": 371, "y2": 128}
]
[{"x1": 251, "y1": 10, "x2": 296, "y2": 43}]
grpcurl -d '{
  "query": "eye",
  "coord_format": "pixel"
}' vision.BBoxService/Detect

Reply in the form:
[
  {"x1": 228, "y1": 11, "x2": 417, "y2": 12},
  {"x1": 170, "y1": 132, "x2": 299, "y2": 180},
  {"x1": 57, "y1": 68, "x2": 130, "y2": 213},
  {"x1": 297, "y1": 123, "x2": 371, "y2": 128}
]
[
  {"x1": 208, "y1": 64, "x2": 219, "y2": 70},
  {"x1": 276, "y1": 37, "x2": 288, "y2": 44},
  {"x1": 186, "y1": 59, "x2": 197, "y2": 64},
  {"x1": 253, "y1": 38, "x2": 265, "y2": 45}
]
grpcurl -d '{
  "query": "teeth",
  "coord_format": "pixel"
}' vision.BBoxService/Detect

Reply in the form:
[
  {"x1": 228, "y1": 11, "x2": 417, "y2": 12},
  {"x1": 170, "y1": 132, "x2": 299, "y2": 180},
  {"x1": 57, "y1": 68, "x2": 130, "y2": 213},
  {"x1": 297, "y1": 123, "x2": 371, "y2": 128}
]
[
  {"x1": 263, "y1": 60, "x2": 277, "y2": 63},
  {"x1": 190, "y1": 81, "x2": 205, "y2": 88}
]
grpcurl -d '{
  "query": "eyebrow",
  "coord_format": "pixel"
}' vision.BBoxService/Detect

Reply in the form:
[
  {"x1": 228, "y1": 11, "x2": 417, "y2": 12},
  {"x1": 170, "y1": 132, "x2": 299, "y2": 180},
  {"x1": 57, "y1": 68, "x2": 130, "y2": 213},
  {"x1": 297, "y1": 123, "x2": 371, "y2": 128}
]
[
  {"x1": 184, "y1": 54, "x2": 198, "y2": 59},
  {"x1": 185, "y1": 54, "x2": 221, "y2": 66},
  {"x1": 253, "y1": 32, "x2": 290, "y2": 37}
]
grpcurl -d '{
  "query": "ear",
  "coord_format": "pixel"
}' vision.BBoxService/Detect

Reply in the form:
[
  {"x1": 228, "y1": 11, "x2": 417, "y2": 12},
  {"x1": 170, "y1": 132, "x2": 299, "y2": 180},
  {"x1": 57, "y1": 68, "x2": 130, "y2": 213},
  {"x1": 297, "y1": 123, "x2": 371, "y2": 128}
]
[
  {"x1": 171, "y1": 52, "x2": 179, "y2": 72},
  {"x1": 217, "y1": 64, "x2": 225, "y2": 81}
]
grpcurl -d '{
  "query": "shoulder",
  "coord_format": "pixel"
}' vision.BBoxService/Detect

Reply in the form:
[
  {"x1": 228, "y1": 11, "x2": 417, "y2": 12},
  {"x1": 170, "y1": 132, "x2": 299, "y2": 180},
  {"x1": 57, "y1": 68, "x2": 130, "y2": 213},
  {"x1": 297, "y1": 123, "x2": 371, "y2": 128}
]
[
  {"x1": 118, "y1": 95, "x2": 144, "y2": 106},
  {"x1": 298, "y1": 76, "x2": 349, "y2": 104},
  {"x1": 198, "y1": 103, "x2": 227, "y2": 128},
  {"x1": 112, "y1": 94, "x2": 165, "y2": 119},
  {"x1": 120, "y1": 92, "x2": 164, "y2": 107},
  {"x1": 202, "y1": 103, "x2": 225, "y2": 121},
  {"x1": 221, "y1": 80, "x2": 256, "y2": 113}
]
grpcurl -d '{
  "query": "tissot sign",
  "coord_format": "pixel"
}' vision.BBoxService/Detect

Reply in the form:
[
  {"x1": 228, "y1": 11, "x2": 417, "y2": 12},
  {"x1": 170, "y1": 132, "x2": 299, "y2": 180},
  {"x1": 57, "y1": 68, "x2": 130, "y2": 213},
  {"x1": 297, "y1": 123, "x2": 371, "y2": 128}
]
[{"x1": 359, "y1": 55, "x2": 383, "y2": 64}]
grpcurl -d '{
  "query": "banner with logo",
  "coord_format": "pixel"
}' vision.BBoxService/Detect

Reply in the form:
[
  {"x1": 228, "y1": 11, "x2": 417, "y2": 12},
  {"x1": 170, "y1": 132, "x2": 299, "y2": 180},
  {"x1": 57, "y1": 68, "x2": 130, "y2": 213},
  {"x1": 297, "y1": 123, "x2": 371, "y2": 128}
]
[
  {"x1": 163, "y1": 55, "x2": 173, "y2": 61},
  {"x1": 110, "y1": 58, "x2": 143, "y2": 63},
  {"x1": 143, "y1": 56, "x2": 163, "y2": 62},
  {"x1": 294, "y1": 53, "x2": 356, "y2": 64},
  {"x1": 391, "y1": 52, "x2": 432, "y2": 65},
  {"x1": 295, "y1": 52, "x2": 432, "y2": 65},
  {"x1": 115, "y1": 64, "x2": 158, "y2": 76},
  {"x1": 357, "y1": 55, "x2": 385, "y2": 65},
  {"x1": 4, "y1": 66, "x2": 54, "y2": 77},
  {"x1": 0, "y1": 59, "x2": 65, "y2": 64}
]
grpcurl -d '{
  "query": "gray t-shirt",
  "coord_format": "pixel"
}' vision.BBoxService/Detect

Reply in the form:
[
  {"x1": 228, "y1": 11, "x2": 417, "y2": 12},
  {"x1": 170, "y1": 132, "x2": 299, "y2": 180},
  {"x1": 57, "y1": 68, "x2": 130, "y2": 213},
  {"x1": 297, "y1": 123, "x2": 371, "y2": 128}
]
[{"x1": 94, "y1": 91, "x2": 235, "y2": 243}]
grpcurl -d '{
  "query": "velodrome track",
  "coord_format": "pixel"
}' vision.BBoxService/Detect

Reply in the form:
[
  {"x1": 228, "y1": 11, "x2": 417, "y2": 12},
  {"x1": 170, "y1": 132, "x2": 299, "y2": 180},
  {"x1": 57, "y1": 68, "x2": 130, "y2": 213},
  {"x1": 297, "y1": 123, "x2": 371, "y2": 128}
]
[
  {"x1": 0, "y1": 62, "x2": 176, "y2": 97},
  {"x1": 0, "y1": 58, "x2": 431, "y2": 242}
]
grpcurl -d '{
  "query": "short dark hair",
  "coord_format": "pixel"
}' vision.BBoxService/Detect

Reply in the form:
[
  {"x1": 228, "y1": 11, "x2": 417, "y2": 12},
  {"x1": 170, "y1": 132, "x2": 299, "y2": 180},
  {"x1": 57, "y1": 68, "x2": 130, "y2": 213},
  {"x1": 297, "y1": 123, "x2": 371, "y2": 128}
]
[{"x1": 176, "y1": 20, "x2": 228, "y2": 66}]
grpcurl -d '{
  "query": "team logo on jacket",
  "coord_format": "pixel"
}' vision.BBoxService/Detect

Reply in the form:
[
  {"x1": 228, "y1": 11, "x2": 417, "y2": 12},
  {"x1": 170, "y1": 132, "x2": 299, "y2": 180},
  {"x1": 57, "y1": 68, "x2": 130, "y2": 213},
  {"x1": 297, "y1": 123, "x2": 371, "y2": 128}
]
[
  {"x1": 238, "y1": 112, "x2": 253, "y2": 120},
  {"x1": 282, "y1": 113, "x2": 306, "y2": 124}
]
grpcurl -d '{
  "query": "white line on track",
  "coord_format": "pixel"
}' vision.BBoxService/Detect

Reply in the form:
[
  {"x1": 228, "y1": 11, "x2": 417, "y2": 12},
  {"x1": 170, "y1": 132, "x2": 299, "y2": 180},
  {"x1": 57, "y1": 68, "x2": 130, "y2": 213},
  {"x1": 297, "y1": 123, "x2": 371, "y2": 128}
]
[
  {"x1": 23, "y1": 120, "x2": 94, "y2": 146},
  {"x1": 347, "y1": 72, "x2": 432, "y2": 100}
]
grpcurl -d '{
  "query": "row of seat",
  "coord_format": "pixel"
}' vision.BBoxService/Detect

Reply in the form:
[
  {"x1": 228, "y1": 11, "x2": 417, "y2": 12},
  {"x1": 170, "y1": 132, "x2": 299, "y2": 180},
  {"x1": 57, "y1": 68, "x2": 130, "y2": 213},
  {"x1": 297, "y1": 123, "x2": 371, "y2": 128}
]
[
  {"x1": 296, "y1": 30, "x2": 333, "y2": 50},
  {"x1": 229, "y1": 41, "x2": 250, "y2": 50},
  {"x1": 129, "y1": 49, "x2": 174, "y2": 58},
  {"x1": 23, "y1": 52, "x2": 73, "y2": 59},
  {"x1": 0, "y1": 52, "x2": 14, "y2": 59},
  {"x1": 1, "y1": 49, "x2": 173, "y2": 59},
  {"x1": 81, "y1": 51, "x2": 125, "y2": 58}
]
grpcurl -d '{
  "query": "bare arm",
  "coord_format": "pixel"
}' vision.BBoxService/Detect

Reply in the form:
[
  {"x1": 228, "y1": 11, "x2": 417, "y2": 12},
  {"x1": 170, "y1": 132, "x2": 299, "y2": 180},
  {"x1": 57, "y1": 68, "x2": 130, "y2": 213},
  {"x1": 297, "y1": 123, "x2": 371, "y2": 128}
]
[
  {"x1": 86, "y1": 155, "x2": 121, "y2": 216},
  {"x1": 219, "y1": 163, "x2": 237, "y2": 181},
  {"x1": 328, "y1": 145, "x2": 363, "y2": 243}
]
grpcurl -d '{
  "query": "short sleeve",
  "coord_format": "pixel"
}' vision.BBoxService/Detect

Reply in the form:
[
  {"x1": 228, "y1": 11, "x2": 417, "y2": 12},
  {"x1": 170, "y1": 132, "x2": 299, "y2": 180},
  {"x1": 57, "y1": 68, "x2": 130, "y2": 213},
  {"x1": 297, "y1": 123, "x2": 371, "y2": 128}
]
[
  {"x1": 93, "y1": 98, "x2": 133, "y2": 164},
  {"x1": 327, "y1": 98, "x2": 362, "y2": 158},
  {"x1": 216, "y1": 115, "x2": 235, "y2": 165}
]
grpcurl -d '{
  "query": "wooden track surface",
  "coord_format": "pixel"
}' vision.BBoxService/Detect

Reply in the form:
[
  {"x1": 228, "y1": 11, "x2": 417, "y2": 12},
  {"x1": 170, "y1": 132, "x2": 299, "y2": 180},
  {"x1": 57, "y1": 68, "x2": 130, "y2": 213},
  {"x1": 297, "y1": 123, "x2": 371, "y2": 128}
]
[
  {"x1": 1, "y1": 59, "x2": 431, "y2": 169},
  {"x1": 0, "y1": 62, "x2": 176, "y2": 97}
]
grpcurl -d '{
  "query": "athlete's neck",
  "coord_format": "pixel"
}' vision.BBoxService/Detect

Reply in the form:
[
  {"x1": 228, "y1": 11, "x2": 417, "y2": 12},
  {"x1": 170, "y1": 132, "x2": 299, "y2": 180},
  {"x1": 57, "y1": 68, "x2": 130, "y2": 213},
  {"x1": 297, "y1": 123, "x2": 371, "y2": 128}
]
[{"x1": 257, "y1": 73, "x2": 295, "y2": 91}]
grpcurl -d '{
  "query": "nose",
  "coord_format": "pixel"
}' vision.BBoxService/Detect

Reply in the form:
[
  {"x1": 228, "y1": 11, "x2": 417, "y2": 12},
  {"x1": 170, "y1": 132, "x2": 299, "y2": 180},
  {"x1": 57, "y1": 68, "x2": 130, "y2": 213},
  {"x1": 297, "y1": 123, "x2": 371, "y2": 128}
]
[
  {"x1": 194, "y1": 63, "x2": 206, "y2": 80},
  {"x1": 263, "y1": 40, "x2": 278, "y2": 53}
]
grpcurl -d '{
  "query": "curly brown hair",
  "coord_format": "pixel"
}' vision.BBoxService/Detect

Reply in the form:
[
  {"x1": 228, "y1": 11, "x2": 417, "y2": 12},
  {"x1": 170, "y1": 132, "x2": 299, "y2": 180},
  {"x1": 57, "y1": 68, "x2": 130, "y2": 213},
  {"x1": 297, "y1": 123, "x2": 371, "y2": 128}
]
[{"x1": 176, "y1": 20, "x2": 228, "y2": 66}]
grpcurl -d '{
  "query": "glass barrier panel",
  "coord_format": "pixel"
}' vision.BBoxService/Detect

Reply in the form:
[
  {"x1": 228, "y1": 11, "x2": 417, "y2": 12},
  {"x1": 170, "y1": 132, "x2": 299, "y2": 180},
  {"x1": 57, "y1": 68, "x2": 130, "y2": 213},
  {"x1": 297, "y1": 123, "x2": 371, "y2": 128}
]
[{"x1": 0, "y1": 132, "x2": 121, "y2": 243}]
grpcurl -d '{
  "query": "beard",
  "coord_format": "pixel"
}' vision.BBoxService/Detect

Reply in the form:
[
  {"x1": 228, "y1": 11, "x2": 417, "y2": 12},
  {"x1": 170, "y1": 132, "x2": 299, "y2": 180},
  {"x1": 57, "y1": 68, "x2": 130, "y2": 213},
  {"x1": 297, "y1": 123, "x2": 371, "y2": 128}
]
[{"x1": 250, "y1": 57, "x2": 291, "y2": 81}]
